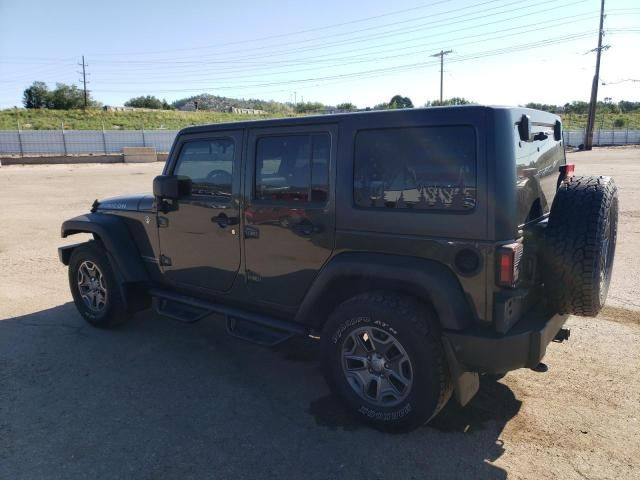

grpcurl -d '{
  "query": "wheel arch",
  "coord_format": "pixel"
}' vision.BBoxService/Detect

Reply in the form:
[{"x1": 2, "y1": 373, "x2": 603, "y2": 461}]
[
  {"x1": 60, "y1": 213, "x2": 149, "y2": 285},
  {"x1": 295, "y1": 252, "x2": 475, "y2": 332}
]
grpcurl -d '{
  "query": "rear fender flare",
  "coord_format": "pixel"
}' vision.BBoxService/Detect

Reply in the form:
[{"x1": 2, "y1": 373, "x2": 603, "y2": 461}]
[{"x1": 295, "y1": 252, "x2": 475, "y2": 332}]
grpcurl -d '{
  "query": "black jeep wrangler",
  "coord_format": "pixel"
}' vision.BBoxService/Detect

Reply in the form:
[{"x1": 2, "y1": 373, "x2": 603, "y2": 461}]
[{"x1": 59, "y1": 106, "x2": 618, "y2": 432}]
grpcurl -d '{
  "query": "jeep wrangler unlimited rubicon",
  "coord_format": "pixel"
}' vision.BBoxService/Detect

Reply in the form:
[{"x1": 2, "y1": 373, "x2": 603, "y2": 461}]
[{"x1": 59, "y1": 106, "x2": 618, "y2": 432}]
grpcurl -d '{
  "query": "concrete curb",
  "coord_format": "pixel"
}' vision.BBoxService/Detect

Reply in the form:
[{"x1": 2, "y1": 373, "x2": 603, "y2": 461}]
[{"x1": 0, "y1": 153, "x2": 168, "y2": 166}]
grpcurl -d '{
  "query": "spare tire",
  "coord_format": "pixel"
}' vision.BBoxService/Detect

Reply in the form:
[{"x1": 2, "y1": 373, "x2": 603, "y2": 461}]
[{"x1": 544, "y1": 176, "x2": 618, "y2": 316}]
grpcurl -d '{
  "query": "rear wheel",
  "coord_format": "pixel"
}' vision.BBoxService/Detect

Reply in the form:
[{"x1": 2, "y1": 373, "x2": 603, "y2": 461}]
[
  {"x1": 68, "y1": 241, "x2": 130, "y2": 328},
  {"x1": 321, "y1": 292, "x2": 452, "y2": 432},
  {"x1": 544, "y1": 175, "x2": 618, "y2": 316}
]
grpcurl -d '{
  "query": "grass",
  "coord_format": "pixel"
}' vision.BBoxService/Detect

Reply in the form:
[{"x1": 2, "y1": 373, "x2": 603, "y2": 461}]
[
  {"x1": 2, "y1": 108, "x2": 640, "y2": 131},
  {"x1": 0, "y1": 108, "x2": 289, "y2": 131},
  {"x1": 561, "y1": 111, "x2": 640, "y2": 130}
]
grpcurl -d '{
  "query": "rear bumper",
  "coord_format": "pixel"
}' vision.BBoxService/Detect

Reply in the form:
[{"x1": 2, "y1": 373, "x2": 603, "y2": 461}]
[{"x1": 444, "y1": 309, "x2": 569, "y2": 374}]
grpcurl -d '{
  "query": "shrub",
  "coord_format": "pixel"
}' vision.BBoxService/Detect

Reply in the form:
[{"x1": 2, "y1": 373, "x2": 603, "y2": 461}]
[{"x1": 613, "y1": 117, "x2": 625, "y2": 128}]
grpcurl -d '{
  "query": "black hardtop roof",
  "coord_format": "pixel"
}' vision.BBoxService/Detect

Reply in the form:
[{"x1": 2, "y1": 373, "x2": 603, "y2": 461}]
[
  {"x1": 180, "y1": 105, "x2": 559, "y2": 134},
  {"x1": 178, "y1": 104, "x2": 557, "y2": 135}
]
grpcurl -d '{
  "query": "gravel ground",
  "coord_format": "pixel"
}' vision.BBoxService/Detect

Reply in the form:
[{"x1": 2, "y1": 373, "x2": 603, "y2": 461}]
[{"x1": 0, "y1": 147, "x2": 639, "y2": 480}]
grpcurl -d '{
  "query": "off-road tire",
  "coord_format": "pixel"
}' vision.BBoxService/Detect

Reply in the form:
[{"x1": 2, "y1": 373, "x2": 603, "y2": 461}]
[
  {"x1": 68, "y1": 241, "x2": 130, "y2": 328},
  {"x1": 321, "y1": 292, "x2": 452, "y2": 432},
  {"x1": 544, "y1": 175, "x2": 618, "y2": 316}
]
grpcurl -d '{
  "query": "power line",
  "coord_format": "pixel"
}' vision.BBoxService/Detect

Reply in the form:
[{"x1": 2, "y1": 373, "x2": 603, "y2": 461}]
[
  {"x1": 88, "y1": 13, "x2": 601, "y2": 85},
  {"x1": 88, "y1": 0, "x2": 459, "y2": 56},
  {"x1": 91, "y1": 31, "x2": 597, "y2": 95},
  {"x1": 93, "y1": 0, "x2": 584, "y2": 65},
  {"x1": 80, "y1": 29, "x2": 636, "y2": 101},
  {"x1": 88, "y1": 2, "x2": 597, "y2": 82},
  {"x1": 602, "y1": 78, "x2": 640, "y2": 85}
]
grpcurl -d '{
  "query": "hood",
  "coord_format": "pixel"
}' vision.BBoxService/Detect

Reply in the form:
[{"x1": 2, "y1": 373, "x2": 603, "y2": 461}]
[{"x1": 94, "y1": 193, "x2": 154, "y2": 212}]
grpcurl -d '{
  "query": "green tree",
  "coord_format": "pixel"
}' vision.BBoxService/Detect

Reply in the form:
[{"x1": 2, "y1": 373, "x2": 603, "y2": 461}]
[
  {"x1": 22, "y1": 81, "x2": 50, "y2": 109},
  {"x1": 563, "y1": 101, "x2": 589, "y2": 114},
  {"x1": 125, "y1": 95, "x2": 168, "y2": 110},
  {"x1": 388, "y1": 95, "x2": 414, "y2": 109},
  {"x1": 425, "y1": 97, "x2": 472, "y2": 107},
  {"x1": 618, "y1": 100, "x2": 640, "y2": 113},
  {"x1": 524, "y1": 102, "x2": 561, "y2": 113},
  {"x1": 47, "y1": 83, "x2": 89, "y2": 109},
  {"x1": 336, "y1": 102, "x2": 356, "y2": 111},
  {"x1": 294, "y1": 101, "x2": 324, "y2": 113}
]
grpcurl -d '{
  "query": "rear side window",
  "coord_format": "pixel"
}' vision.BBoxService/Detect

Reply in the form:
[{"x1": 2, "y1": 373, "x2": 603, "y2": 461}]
[
  {"x1": 354, "y1": 126, "x2": 476, "y2": 211},
  {"x1": 255, "y1": 134, "x2": 329, "y2": 203}
]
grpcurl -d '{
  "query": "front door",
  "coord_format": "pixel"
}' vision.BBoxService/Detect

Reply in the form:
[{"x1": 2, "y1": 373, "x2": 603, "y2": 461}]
[
  {"x1": 158, "y1": 131, "x2": 242, "y2": 293},
  {"x1": 244, "y1": 125, "x2": 336, "y2": 306}
]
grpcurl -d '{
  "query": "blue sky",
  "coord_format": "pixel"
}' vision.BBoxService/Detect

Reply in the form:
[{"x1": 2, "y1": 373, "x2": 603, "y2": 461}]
[{"x1": 0, "y1": 0, "x2": 638, "y2": 108}]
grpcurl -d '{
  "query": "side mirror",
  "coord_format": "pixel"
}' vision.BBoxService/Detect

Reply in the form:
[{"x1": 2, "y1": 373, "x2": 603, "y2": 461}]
[
  {"x1": 518, "y1": 114, "x2": 531, "y2": 141},
  {"x1": 554, "y1": 120, "x2": 562, "y2": 141},
  {"x1": 153, "y1": 175, "x2": 191, "y2": 199}
]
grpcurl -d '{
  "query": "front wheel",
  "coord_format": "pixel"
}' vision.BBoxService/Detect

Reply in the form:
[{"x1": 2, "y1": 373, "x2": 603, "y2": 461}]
[
  {"x1": 321, "y1": 292, "x2": 452, "y2": 432},
  {"x1": 68, "y1": 241, "x2": 130, "y2": 328}
]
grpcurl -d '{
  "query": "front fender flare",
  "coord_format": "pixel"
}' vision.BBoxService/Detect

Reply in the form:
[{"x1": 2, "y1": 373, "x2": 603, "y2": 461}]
[{"x1": 60, "y1": 213, "x2": 148, "y2": 284}]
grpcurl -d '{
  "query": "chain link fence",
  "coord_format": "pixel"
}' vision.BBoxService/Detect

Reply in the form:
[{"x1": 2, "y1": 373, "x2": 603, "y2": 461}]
[{"x1": 0, "y1": 128, "x2": 639, "y2": 157}]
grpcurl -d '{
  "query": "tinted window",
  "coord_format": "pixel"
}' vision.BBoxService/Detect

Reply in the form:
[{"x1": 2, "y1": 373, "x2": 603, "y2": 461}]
[
  {"x1": 255, "y1": 134, "x2": 329, "y2": 203},
  {"x1": 354, "y1": 126, "x2": 476, "y2": 211},
  {"x1": 174, "y1": 138, "x2": 234, "y2": 197}
]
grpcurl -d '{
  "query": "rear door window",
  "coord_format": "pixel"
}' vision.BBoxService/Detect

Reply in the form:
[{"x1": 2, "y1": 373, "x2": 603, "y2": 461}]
[
  {"x1": 255, "y1": 134, "x2": 330, "y2": 203},
  {"x1": 354, "y1": 126, "x2": 476, "y2": 211}
]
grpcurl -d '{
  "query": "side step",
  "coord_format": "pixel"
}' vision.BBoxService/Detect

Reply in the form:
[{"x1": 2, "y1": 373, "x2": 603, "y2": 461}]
[
  {"x1": 149, "y1": 288, "x2": 308, "y2": 346},
  {"x1": 154, "y1": 297, "x2": 209, "y2": 323},
  {"x1": 226, "y1": 316, "x2": 296, "y2": 347}
]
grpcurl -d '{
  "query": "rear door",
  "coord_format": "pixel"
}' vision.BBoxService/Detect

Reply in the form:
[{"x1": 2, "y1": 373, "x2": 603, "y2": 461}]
[
  {"x1": 243, "y1": 124, "x2": 336, "y2": 306},
  {"x1": 158, "y1": 131, "x2": 242, "y2": 293}
]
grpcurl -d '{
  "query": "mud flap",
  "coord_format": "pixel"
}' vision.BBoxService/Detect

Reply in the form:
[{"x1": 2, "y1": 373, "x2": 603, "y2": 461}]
[{"x1": 442, "y1": 337, "x2": 479, "y2": 406}]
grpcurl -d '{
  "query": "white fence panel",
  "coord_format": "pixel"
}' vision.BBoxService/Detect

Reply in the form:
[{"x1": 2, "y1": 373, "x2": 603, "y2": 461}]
[
  {"x1": 1, "y1": 129, "x2": 638, "y2": 156},
  {"x1": 0, "y1": 130, "x2": 179, "y2": 155}
]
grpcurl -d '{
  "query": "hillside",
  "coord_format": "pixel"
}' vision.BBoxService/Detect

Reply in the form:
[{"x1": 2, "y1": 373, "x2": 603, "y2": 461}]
[
  {"x1": 171, "y1": 94, "x2": 292, "y2": 113},
  {"x1": 1, "y1": 108, "x2": 639, "y2": 131},
  {"x1": 1, "y1": 108, "x2": 288, "y2": 131}
]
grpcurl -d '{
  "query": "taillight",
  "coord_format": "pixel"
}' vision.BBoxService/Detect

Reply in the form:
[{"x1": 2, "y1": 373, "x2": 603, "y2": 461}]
[
  {"x1": 559, "y1": 163, "x2": 575, "y2": 177},
  {"x1": 496, "y1": 243, "x2": 523, "y2": 287}
]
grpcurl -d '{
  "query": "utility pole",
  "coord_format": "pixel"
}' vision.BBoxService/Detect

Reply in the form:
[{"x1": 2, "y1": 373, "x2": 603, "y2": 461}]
[
  {"x1": 584, "y1": 0, "x2": 607, "y2": 150},
  {"x1": 430, "y1": 50, "x2": 452, "y2": 103},
  {"x1": 78, "y1": 55, "x2": 89, "y2": 108}
]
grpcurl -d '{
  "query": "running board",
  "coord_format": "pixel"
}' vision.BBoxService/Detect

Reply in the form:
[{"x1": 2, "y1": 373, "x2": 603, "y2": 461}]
[
  {"x1": 226, "y1": 316, "x2": 296, "y2": 346},
  {"x1": 149, "y1": 288, "x2": 308, "y2": 346}
]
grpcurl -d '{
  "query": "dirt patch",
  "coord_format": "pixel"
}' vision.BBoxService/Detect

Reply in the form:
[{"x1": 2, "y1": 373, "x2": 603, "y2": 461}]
[
  {"x1": 0, "y1": 149, "x2": 639, "y2": 479},
  {"x1": 600, "y1": 305, "x2": 640, "y2": 325}
]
